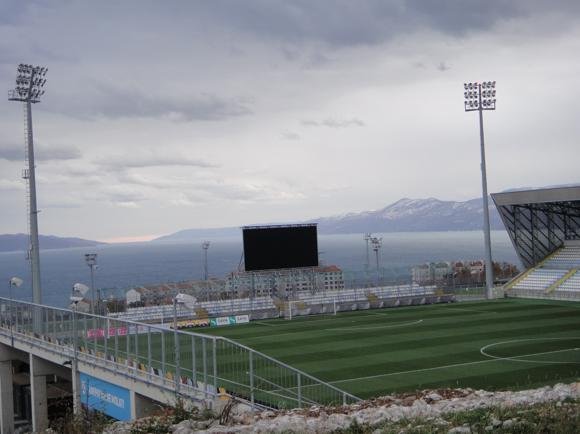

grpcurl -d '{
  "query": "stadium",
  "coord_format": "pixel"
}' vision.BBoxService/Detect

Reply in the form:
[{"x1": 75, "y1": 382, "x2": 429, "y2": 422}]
[
  {"x1": 199, "y1": 186, "x2": 580, "y2": 402},
  {"x1": 92, "y1": 186, "x2": 580, "y2": 410}
]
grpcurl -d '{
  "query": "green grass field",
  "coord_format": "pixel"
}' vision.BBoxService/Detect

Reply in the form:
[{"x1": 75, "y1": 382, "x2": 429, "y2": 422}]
[{"x1": 193, "y1": 298, "x2": 580, "y2": 399}]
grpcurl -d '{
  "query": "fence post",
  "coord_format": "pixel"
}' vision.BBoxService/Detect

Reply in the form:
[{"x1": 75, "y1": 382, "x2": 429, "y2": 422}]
[
  {"x1": 212, "y1": 337, "x2": 217, "y2": 395},
  {"x1": 297, "y1": 372, "x2": 302, "y2": 407},
  {"x1": 161, "y1": 331, "x2": 165, "y2": 378},
  {"x1": 93, "y1": 315, "x2": 97, "y2": 355},
  {"x1": 60, "y1": 311, "x2": 65, "y2": 344},
  {"x1": 202, "y1": 338, "x2": 208, "y2": 399},
  {"x1": 147, "y1": 327, "x2": 152, "y2": 382},
  {"x1": 51, "y1": 310, "x2": 57, "y2": 343},
  {"x1": 134, "y1": 327, "x2": 139, "y2": 373},
  {"x1": 114, "y1": 320, "x2": 119, "y2": 367},
  {"x1": 126, "y1": 322, "x2": 130, "y2": 369},
  {"x1": 191, "y1": 335, "x2": 196, "y2": 385},
  {"x1": 175, "y1": 329, "x2": 181, "y2": 395},
  {"x1": 104, "y1": 315, "x2": 108, "y2": 360},
  {"x1": 249, "y1": 351, "x2": 254, "y2": 406}
]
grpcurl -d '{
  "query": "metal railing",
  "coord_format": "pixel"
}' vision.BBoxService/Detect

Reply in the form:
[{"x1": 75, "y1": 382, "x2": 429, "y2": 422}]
[
  {"x1": 506, "y1": 288, "x2": 580, "y2": 302},
  {"x1": 0, "y1": 298, "x2": 360, "y2": 409}
]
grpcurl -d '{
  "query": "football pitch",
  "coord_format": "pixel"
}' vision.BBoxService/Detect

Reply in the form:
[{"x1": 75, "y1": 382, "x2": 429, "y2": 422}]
[{"x1": 194, "y1": 298, "x2": 580, "y2": 399}]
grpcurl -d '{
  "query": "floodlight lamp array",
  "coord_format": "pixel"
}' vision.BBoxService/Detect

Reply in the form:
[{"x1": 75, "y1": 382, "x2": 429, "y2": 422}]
[
  {"x1": 463, "y1": 81, "x2": 496, "y2": 111},
  {"x1": 8, "y1": 64, "x2": 48, "y2": 103}
]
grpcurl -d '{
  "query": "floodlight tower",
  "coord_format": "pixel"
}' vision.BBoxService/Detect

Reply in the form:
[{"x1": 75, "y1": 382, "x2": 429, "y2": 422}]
[
  {"x1": 364, "y1": 233, "x2": 372, "y2": 270},
  {"x1": 85, "y1": 253, "x2": 98, "y2": 314},
  {"x1": 8, "y1": 64, "x2": 48, "y2": 306},
  {"x1": 371, "y1": 237, "x2": 383, "y2": 285},
  {"x1": 464, "y1": 81, "x2": 496, "y2": 300},
  {"x1": 202, "y1": 241, "x2": 210, "y2": 280}
]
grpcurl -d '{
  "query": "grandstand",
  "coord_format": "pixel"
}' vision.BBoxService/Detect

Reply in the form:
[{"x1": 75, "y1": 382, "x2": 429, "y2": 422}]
[
  {"x1": 109, "y1": 284, "x2": 443, "y2": 322},
  {"x1": 492, "y1": 186, "x2": 580, "y2": 300}
]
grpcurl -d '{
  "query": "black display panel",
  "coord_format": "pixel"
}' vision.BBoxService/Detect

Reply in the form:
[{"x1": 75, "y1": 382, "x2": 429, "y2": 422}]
[{"x1": 243, "y1": 225, "x2": 318, "y2": 271}]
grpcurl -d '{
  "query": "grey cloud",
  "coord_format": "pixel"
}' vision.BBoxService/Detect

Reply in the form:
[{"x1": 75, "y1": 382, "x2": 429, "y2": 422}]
[
  {"x1": 56, "y1": 84, "x2": 253, "y2": 122},
  {"x1": 0, "y1": 0, "x2": 43, "y2": 25},
  {"x1": 41, "y1": 200, "x2": 82, "y2": 209},
  {"x1": 0, "y1": 179, "x2": 24, "y2": 191},
  {"x1": 96, "y1": 153, "x2": 217, "y2": 170},
  {"x1": 116, "y1": 172, "x2": 195, "y2": 190},
  {"x1": 194, "y1": 0, "x2": 540, "y2": 47},
  {"x1": 0, "y1": 144, "x2": 21, "y2": 161},
  {"x1": 281, "y1": 131, "x2": 301, "y2": 141},
  {"x1": 437, "y1": 61, "x2": 451, "y2": 72},
  {"x1": 91, "y1": 187, "x2": 148, "y2": 207},
  {"x1": 0, "y1": 142, "x2": 81, "y2": 161},
  {"x1": 178, "y1": 179, "x2": 305, "y2": 205},
  {"x1": 302, "y1": 118, "x2": 365, "y2": 128}
]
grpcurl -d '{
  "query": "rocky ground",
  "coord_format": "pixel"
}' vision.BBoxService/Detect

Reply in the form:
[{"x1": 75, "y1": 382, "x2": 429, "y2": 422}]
[{"x1": 93, "y1": 382, "x2": 580, "y2": 433}]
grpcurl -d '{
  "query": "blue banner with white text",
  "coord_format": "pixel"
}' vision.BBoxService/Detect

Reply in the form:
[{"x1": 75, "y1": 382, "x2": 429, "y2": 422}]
[{"x1": 80, "y1": 373, "x2": 131, "y2": 421}]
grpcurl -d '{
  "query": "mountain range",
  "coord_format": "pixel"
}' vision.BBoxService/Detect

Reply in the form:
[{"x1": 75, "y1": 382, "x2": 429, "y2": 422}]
[
  {"x1": 0, "y1": 234, "x2": 105, "y2": 253},
  {"x1": 154, "y1": 196, "x2": 503, "y2": 242},
  {"x1": 0, "y1": 196, "x2": 504, "y2": 250}
]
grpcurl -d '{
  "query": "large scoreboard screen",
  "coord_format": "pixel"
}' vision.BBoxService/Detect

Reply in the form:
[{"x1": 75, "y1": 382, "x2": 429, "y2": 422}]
[{"x1": 242, "y1": 224, "x2": 318, "y2": 272}]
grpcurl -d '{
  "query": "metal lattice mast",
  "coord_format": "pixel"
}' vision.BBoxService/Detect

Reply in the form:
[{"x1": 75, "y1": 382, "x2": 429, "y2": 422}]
[
  {"x1": 464, "y1": 81, "x2": 496, "y2": 299},
  {"x1": 8, "y1": 64, "x2": 48, "y2": 305}
]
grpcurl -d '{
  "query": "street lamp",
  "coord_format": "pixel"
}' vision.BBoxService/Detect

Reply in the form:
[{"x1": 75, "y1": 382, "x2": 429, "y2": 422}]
[
  {"x1": 8, "y1": 64, "x2": 48, "y2": 306},
  {"x1": 70, "y1": 282, "x2": 89, "y2": 415},
  {"x1": 464, "y1": 81, "x2": 496, "y2": 300},
  {"x1": 84, "y1": 253, "x2": 98, "y2": 314},
  {"x1": 8, "y1": 277, "x2": 23, "y2": 346}
]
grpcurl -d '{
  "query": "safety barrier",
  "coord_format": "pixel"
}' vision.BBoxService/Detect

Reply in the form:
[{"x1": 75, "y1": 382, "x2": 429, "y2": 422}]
[{"x1": 0, "y1": 298, "x2": 360, "y2": 410}]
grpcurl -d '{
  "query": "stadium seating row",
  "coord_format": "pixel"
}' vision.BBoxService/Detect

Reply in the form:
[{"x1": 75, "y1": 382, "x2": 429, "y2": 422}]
[
  {"x1": 511, "y1": 269, "x2": 567, "y2": 291},
  {"x1": 542, "y1": 246, "x2": 580, "y2": 269},
  {"x1": 556, "y1": 270, "x2": 580, "y2": 292}
]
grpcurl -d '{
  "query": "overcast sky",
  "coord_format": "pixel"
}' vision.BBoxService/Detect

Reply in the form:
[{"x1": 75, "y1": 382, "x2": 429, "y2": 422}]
[{"x1": 1, "y1": 1, "x2": 579, "y2": 242}]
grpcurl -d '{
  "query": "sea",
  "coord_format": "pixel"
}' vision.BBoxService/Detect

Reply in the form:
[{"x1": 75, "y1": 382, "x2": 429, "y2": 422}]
[{"x1": 0, "y1": 231, "x2": 519, "y2": 308}]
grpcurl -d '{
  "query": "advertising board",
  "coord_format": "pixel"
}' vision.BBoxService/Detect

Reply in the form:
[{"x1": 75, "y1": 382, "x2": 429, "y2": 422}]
[{"x1": 80, "y1": 373, "x2": 131, "y2": 421}]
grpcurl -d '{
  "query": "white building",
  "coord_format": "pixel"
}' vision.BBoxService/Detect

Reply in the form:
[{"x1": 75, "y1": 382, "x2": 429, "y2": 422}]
[
  {"x1": 225, "y1": 265, "x2": 345, "y2": 297},
  {"x1": 412, "y1": 262, "x2": 452, "y2": 283}
]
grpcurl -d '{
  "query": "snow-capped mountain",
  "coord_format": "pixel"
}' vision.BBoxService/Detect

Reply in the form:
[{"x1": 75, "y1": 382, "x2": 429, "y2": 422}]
[
  {"x1": 308, "y1": 197, "x2": 502, "y2": 234},
  {"x1": 154, "y1": 196, "x2": 504, "y2": 241}
]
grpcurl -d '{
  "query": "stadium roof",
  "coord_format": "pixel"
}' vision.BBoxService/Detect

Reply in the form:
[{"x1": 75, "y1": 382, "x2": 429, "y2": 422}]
[{"x1": 492, "y1": 186, "x2": 580, "y2": 269}]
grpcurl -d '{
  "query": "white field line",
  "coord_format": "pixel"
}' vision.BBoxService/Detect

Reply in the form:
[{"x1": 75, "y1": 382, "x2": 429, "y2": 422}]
[
  {"x1": 330, "y1": 346, "x2": 580, "y2": 385},
  {"x1": 325, "y1": 319, "x2": 423, "y2": 331},
  {"x1": 480, "y1": 337, "x2": 580, "y2": 364},
  {"x1": 250, "y1": 311, "x2": 393, "y2": 328}
]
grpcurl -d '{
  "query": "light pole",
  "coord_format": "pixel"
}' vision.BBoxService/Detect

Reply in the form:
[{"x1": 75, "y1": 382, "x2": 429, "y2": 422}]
[
  {"x1": 8, "y1": 64, "x2": 48, "y2": 307},
  {"x1": 371, "y1": 237, "x2": 383, "y2": 286},
  {"x1": 8, "y1": 277, "x2": 23, "y2": 346},
  {"x1": 172, "y1": 292, "x2": 195, "y2": 395},
  {"x1": 202, "y1": 241, "x2": 210, "y2": 281},
  {"x1": 464, "y1": 81, "x2": 496, "y2": 300},
  {"x1": 84, "y1": 253, "x2": 98, "y2": 314},
  {"x1": 364, "y1": 233, "x2": 371, "y2": 271},
  {"x1": 70, "y1": 283, "x2": 89, "y2": 415}
]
